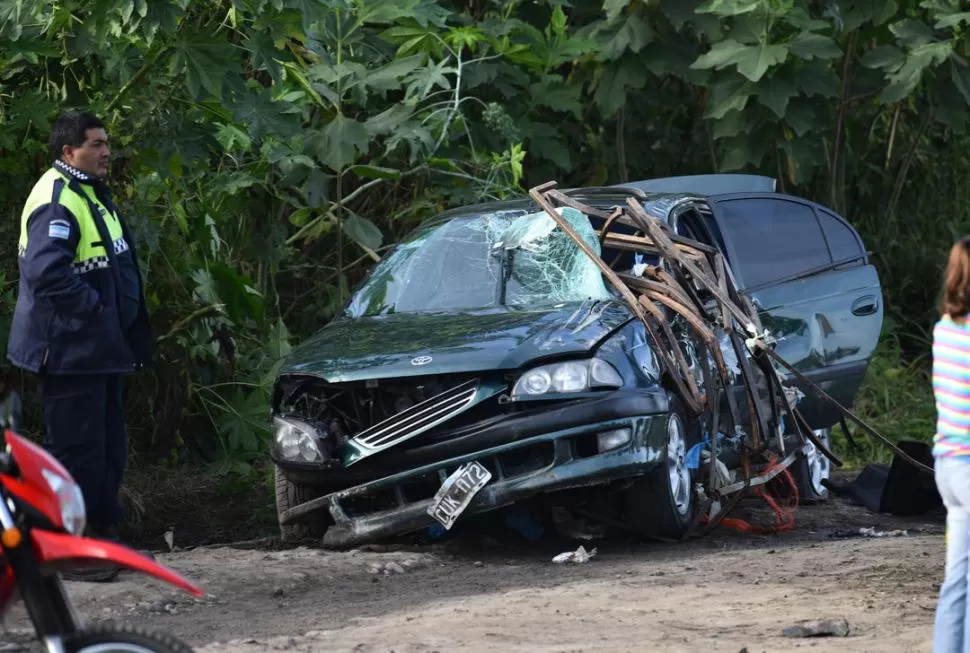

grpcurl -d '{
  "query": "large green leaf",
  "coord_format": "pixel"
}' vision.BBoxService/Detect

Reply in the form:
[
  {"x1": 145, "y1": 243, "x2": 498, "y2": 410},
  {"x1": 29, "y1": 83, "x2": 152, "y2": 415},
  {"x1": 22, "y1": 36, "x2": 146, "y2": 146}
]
[
  {"x1": 594, "y1": 59, "x2": 648, "y2": 117},
  {"x1": 361, "y1": 0, "x2": 449, "y2": 27},
  {"x1": 859, "y1": 45, "x2": 905, "y2": 70},
  {"x1": 192, "y1": 262, "x2": 264, "y2": 323},
  {"x1": 243, "y1": 31, "x2": 287, "y2": 86},
  {"x1": 380, "y1": 20, "x2": 445, "y2": 57},
  {"x1": 880, "y1": 41, "x2": 954, "y2": 104},
  {"x1": 529, "y1": 74, "x2": 582, "y2": 118},
  {"x1": 757, "y1": 70, "x2": 798, "y2": 118},
  {"x1": 403, "y1": 58, "x2": 453, "y2": 103},
  {"x1": 788, "y1": 33, "x2": 842, "y2": 60},
  {"x1": 661, "y1": 0, "x2": 707, "y2": 30},
  {"x1": 351, "y1": 164, "x2": 403, "y2": 180},
  {"x1": 599, "y1": 13, "x2": 654, "y2": 60},
  {"x1": 712, "y1": 109, "x2": 743, "y2": 139},
  {"x1": 735, "y1": 43, "x2": 789, "y2": 82},
  {"x1": 696, "y1": 0, "x2": 761, "y2": 17},
  {"x1": 780, "y1": 136, "x2": 824, "y2": 186},
  {"x1": 784, "y1": 99, "x2": 817, "y2": 137},
  {"x1": 718, "y1": 132, "x2": 768, "y2": 170},
  {"x1": 604, "y1": 0, "x2": 631, "y2": 23},
  {"x1": 842, "y1": 0, "x2": 898, "y2": 31},
  {"x1": 310, "y1": 114, "x2": 372, "y2": 171},
  {"x1": 705, "y1": 74, "x2": 755, "y2": 119},
  {"x1": 364, "y1": 104, "x2": 416, "y2": 136},
  {"x1": 784, "y1": 7, "x2": 831, "y2": 32},
  {"x1": 524, "y1": 121, "x2": 572, "y2": 170},
  {"x1": 215, "y1": 124, "x2": 253, "y2": 152},
  {"x1": 356, "y1": 54, "x2": 425, "y2": 93},
  {"x1": 889, "y1": 19, "x2": 934, "y2": 46},
  {"x1": 173, "y1": 30, "x2": 239, "y2": 100},
  {"x1": 230, "y1": 87, "x2": 303, "y2": 140},
  {"x1": 796, "y1": 59, "x2": 840, "y2": 97},
  {"x1": 951, "y1": 59, "x2": 970, "y2": 105},
  {"x1": 692, "y1": 39, "x2": 789, "y2": 82},
  {"x1": 343, "y1": 212, "x2": 384, "y2": 250},
  {"x1": 215, "y1": 388, "x2": 272, "y2": 454},
  {"x1": 933, "y1": 11, "x2": 970, "y2": 30},
  {"x1": 691, "y1": 39, "x2": 749, "y2": 71}
]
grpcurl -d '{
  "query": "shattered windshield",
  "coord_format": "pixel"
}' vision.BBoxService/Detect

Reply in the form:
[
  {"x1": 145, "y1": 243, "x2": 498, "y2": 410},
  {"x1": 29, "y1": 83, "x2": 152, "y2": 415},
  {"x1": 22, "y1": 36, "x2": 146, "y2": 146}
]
[{"x1": 346, "y1": 207, "x2": 613, "y2": 317}]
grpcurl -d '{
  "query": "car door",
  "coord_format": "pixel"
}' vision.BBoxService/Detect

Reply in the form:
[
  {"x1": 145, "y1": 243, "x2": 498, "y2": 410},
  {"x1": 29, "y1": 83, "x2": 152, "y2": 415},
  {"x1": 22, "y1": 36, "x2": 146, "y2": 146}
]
[{"x1": 704, "y1": 193, "x2": 884, "y2": 430}]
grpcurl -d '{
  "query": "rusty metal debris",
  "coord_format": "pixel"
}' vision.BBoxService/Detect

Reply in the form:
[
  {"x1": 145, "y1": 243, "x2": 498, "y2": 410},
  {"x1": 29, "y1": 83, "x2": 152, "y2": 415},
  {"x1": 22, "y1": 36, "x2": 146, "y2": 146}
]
[{"x1": 528, "y1": 181, "x2": 843, "y2": 534}]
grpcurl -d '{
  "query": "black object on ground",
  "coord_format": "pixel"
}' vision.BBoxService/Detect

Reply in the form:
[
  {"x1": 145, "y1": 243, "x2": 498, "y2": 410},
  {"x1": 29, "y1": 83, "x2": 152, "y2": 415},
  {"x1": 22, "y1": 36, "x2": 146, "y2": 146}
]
[{"x1": 824, "y1": 440, "x2": 942, "y2": 516}]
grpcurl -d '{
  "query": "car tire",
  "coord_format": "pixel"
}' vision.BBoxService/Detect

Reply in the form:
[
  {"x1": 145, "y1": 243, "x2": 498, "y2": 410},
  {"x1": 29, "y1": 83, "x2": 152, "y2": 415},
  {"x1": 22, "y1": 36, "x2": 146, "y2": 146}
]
[
  {"x1": 624, "y1": 395, "x2": 699, "y2": 540},
  {"x1": 791, "y1": 427, "x2": 832, "y2": 504},
  {"x1": 274, "y1": 465, "x2": 328, "y2": 542}
]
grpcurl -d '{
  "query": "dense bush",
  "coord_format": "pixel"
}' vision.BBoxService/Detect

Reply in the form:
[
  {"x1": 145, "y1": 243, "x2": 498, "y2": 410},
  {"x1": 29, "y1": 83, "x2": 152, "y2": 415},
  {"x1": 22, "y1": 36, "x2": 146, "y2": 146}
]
[{"x1": 1, "y1": 0, "x2": 964, "y2": 478}]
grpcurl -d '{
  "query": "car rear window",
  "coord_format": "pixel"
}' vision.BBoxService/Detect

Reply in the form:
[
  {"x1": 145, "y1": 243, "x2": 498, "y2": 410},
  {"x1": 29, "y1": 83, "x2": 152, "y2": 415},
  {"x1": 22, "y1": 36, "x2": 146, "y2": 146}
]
[
  {"x1": 818, "y1": 208, "x2": 864, "y2": 263},
  {"x1": 715, "y1": 198, "x2": 831, "y2": 289}
]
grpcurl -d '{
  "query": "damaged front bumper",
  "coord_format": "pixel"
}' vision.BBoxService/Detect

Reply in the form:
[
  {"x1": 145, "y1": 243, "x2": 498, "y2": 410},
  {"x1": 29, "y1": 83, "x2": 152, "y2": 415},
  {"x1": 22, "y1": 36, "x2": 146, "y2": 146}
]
[{"x1": 277, "y1": 391, "x2": 672, "y2": 548}]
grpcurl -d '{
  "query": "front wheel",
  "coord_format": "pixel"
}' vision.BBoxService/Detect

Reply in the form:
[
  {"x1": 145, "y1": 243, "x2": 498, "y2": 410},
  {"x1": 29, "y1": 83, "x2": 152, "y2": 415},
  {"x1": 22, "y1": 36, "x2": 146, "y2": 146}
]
[
  {"x1": 274, "y1": 465, "x2": 328, "y2": 542},
  {"x1": 624, "y1": 396, "x2": 699, "y2": 540},
  {"x1": 63, "y1": 623, "x2": 194, "y2": 652},
  {"x1": 791, "y1": 427, "x2": 832, "y2": 503}
]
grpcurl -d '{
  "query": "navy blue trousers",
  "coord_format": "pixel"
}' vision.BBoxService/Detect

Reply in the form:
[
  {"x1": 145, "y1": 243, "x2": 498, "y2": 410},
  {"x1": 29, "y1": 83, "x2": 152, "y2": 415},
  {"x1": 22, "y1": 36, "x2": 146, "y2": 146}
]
[{"x1": 40, "y1": 373, "x2": 127, "y2": 533}]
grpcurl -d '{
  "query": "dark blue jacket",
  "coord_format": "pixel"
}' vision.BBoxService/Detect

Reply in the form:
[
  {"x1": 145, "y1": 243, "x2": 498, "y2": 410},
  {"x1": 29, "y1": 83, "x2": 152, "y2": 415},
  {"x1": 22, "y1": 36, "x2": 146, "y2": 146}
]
[{"x1": 7, "y1": 162, "x2": 154, "y2": 375}]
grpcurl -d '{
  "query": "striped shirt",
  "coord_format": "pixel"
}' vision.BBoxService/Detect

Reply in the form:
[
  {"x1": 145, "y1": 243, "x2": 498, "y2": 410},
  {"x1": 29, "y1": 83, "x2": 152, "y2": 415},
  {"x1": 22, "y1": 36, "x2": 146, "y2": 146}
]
[{"x1": 933, "y1": 315, "x2": 970, "y2": 457}]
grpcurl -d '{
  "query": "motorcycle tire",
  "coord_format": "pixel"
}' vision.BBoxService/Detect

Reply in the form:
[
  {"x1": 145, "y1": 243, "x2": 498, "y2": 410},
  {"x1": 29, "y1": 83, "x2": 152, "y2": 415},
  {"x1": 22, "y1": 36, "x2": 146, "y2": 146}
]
[{"x1": 63, "y1": 623, "x2": 195, "y2": 653}]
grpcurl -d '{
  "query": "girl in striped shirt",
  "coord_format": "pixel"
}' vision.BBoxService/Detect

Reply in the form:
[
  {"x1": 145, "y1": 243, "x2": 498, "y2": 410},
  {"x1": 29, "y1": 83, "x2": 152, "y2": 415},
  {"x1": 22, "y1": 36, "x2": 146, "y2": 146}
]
[{"x1": 933, "y1": 236, "x2": 970, "y2": 652}]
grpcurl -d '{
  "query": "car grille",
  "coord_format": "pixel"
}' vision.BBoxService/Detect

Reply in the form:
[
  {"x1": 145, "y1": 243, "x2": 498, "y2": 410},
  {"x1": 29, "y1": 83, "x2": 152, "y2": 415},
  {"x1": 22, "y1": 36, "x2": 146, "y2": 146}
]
[{"x1": 354, "y1": 379, "x2": 480, "y2": 450}]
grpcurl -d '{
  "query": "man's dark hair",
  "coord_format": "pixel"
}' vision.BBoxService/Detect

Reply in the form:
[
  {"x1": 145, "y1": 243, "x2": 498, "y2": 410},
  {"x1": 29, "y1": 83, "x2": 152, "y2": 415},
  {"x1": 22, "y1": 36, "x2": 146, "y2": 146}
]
[{"x1": 48, "y1": 111, "x2": 105, "y2": 161}]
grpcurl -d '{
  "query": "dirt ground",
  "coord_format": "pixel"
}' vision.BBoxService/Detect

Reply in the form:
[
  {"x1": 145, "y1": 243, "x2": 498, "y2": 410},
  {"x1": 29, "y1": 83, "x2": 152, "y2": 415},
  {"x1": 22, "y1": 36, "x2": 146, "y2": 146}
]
[{"x1": 0, "y1": 482, "x2": 951, "y2": 653}]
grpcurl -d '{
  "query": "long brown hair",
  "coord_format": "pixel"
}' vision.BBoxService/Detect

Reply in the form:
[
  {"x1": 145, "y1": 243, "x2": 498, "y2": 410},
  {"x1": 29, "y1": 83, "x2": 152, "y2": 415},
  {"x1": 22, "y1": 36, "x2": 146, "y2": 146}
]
[{"x1": 942, "y1": 236, "x2": 970, "y2": 319}]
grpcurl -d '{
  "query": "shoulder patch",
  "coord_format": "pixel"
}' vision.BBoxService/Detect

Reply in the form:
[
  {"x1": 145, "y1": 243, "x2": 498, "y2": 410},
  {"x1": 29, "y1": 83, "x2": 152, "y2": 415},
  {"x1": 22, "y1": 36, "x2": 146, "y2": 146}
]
[{"x1": 48, "y1": 219, "x2": 71, "y2": 240}]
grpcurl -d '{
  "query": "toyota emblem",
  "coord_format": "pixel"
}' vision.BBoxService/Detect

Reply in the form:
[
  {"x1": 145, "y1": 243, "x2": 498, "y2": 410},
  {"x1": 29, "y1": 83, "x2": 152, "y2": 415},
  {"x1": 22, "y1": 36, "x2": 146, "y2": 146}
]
[{"x1": 411, "y1": 355, "x2": 433, "y2": 366}]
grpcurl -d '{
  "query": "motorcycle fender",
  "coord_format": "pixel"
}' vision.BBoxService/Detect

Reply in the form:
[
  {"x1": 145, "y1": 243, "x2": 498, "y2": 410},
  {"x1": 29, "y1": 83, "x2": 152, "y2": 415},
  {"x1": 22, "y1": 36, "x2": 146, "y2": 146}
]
[{"x1": 29, "y1": 530, "x2": 204, "y2": 597}]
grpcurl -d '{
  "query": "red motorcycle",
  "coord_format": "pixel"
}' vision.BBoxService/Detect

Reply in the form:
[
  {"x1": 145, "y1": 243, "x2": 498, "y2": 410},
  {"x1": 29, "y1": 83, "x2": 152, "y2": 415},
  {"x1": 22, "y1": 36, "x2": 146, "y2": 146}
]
[{"x1": 0, "y1": 389, "x2": 204, "y2": 652}]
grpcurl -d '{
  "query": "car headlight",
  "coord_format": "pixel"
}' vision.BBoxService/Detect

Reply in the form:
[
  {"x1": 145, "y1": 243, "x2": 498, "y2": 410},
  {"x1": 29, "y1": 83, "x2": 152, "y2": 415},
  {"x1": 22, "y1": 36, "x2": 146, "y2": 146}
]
[
  {"x1": 41, "y1": 468, "x2": 86, "y2": 536},
  {"x1": 512, "y1": 358, "x2": 623, "y2": 399},
  {"x1": 273, "y1": 417, "x2": 324, "y2": 463}
]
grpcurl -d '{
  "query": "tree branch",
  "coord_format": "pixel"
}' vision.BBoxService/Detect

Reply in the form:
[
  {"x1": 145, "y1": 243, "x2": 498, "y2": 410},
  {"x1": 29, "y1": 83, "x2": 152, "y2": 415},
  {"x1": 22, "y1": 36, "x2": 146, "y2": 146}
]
[{"x1": 886, "y1": 106, "x2": 932, "y2": 218}]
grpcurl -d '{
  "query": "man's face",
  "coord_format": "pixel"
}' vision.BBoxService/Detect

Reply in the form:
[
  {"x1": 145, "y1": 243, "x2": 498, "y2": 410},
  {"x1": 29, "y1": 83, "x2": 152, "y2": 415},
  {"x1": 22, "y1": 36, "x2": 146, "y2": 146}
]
[{"x1": 62, "y1": 127, "x2": 110, "y2": 178}]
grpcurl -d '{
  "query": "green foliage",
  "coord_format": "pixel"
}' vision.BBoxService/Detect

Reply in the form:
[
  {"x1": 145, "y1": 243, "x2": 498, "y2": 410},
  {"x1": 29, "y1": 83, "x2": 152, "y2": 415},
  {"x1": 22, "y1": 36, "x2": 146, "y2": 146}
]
[
  {"x1": 832, "y1": 324, "x2": 937, "y2": 469},
  {"x1": 0, "y1": 0, "x2": 966, "y2": 479}
]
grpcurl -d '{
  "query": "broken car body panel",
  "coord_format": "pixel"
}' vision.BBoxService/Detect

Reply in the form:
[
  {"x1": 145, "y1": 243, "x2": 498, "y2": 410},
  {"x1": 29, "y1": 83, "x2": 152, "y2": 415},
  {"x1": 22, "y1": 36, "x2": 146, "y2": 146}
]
[
  {"x1": 278, "y1": 300, "x2": 635, "y2": 384},
  {"x1": 270, "y1": 175, "x2": 884, "y2": 547}
]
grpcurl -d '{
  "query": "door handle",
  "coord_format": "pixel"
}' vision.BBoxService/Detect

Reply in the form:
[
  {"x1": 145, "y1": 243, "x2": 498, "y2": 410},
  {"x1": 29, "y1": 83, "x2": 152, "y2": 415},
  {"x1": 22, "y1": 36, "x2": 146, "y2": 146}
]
[{"x1": 851, "y1": 295, "x2": 879, "y2": 316}]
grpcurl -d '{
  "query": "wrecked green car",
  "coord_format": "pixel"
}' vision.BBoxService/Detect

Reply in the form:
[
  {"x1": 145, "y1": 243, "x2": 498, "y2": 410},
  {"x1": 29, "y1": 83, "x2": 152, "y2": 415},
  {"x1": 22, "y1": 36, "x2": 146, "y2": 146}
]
[{"x1": 269, "y1": 175, "x2": 883, "y2": 548}]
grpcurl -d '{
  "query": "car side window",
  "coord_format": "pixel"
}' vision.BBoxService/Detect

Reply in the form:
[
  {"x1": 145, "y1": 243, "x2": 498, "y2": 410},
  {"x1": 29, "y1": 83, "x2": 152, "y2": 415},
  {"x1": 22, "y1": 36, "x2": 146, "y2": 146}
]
[
  {"x1": 674, "y1": 211, "x2": 703, "y2": 242},
  {"x1": 715, "y1": 198, "x2": 831, "y2": 290},
  {"x1": 817, "y1": 208, "x2": 864, "y2": 264}
]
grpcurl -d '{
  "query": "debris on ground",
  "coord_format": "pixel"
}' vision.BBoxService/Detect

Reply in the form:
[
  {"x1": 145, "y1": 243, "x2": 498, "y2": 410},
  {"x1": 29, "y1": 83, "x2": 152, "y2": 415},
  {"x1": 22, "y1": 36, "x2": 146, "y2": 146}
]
[
  {"x1": 782, "y1": 617, "x2": 851, "y2": 638},
  {"x1": 368, "y1": 561, "x2": 406, "y2": 575},
  {"x1": 552, "y1": 545, "x2": 597, "y2": 564},
  {"x1": 858, "y1": 526, "x2": 909, "y2": 537},
  {"x1": 831, "y1": 526, "x2": 910, "y2": 539}
]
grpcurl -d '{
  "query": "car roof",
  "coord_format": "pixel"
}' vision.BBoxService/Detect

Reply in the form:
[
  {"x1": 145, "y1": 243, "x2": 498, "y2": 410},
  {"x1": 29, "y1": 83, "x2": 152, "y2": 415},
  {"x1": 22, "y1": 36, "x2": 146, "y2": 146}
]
[{"x1": 425, "y1": 174, "x2": 778, "y2": 226}]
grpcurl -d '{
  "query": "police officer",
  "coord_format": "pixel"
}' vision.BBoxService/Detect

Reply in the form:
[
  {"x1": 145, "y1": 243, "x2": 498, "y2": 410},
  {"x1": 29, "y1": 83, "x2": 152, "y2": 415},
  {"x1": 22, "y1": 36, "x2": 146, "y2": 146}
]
[{"x1": 7, "y1": 111, "x2": 154, "y2": 578}]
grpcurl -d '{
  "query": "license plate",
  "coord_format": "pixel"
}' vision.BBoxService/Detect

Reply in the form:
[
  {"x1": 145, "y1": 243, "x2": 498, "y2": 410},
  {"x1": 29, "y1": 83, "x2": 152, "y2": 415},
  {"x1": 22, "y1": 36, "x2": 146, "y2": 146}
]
[{"x1": 427, "y1": 461, "x2": 492, "y2": 530}]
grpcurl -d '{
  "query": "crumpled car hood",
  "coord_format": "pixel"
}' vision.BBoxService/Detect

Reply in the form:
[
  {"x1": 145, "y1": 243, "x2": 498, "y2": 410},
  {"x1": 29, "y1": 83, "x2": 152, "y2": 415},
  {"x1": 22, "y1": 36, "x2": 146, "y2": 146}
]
[{"x1": 278, "y1": 299, "x2": 634, "y2": 383}]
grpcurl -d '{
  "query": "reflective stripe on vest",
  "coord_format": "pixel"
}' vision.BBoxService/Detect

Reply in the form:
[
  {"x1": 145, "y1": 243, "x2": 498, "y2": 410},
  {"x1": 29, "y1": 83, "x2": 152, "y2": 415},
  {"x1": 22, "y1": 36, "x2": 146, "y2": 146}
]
[{"x1": 19, "y1": 168, "x2": 127, "y2": 274}]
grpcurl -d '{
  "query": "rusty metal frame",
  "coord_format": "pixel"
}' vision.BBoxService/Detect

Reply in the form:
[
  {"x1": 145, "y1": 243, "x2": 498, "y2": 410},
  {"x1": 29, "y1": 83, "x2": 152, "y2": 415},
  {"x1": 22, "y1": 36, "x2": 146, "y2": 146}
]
[{"x1": 527, "y1": 180, "x2": 842, "y2": 533}]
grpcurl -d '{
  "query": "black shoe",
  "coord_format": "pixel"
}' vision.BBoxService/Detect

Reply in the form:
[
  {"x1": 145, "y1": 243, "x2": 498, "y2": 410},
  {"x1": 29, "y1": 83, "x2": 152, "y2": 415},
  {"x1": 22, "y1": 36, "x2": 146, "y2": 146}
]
[
  {"x1": 88, "y1": 525, "x2": 157, "y2": 562},
  {"x1": 60, "y1": 564, "x2": 121, "y2": 583}
]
